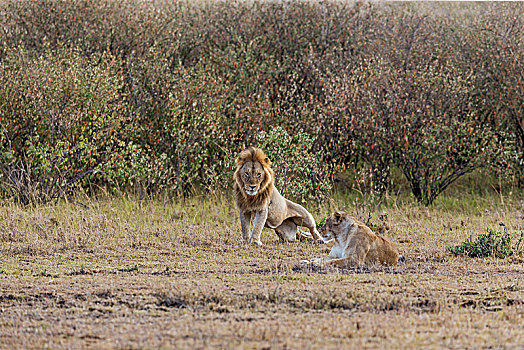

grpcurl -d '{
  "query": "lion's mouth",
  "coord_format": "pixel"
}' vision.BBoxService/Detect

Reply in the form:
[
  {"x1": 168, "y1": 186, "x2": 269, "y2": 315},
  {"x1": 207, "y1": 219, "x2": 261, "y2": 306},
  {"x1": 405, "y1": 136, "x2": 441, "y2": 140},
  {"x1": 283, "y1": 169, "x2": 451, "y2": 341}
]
[{"x1": 245, "y1": 189, "x2": 258, "y2": 196}]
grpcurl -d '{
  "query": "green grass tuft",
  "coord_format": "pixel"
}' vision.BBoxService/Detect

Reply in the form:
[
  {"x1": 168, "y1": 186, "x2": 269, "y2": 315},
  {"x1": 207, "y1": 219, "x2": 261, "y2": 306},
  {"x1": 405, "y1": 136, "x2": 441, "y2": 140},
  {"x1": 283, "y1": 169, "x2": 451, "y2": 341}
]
[{"x1": 447, "y1": 227, "x2": 524, "y2": 258}]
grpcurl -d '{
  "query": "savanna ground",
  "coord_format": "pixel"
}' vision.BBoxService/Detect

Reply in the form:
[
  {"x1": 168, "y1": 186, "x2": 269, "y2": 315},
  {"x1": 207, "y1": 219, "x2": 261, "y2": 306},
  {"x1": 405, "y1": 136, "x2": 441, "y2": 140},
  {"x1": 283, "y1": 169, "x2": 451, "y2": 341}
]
[{"x1": 1, "y1": 186, "x2": 523, "y2": 349}]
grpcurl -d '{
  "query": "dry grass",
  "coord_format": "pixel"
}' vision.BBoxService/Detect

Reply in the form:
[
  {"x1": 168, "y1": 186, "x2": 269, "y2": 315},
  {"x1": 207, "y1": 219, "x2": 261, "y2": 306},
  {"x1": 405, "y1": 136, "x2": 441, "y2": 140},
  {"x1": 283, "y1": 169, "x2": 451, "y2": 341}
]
[{"x1": 0, "y1": 193, "x2": 523, "y2": 349}]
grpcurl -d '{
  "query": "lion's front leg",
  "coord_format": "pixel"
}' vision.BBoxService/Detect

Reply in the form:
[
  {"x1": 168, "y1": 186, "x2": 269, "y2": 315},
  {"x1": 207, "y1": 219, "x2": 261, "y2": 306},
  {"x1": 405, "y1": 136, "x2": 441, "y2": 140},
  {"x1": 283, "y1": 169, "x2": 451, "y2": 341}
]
[
  {"x1": 239, "y1": 210, "x2": 252, "y2": 242},
  {"x1": 250, "y1": 208, "x2": 268, "y2": 246}
]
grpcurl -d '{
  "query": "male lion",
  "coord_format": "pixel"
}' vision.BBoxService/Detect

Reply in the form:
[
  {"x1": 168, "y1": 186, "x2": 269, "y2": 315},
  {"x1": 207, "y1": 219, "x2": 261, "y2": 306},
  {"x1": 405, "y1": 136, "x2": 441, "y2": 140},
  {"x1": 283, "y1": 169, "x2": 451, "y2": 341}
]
[
  {"x1": 233, "y1": 147, "x2": 323, "y2": 246},
  {"x1": 302, "y1": 209, "x2": 400, "y2": 267}
]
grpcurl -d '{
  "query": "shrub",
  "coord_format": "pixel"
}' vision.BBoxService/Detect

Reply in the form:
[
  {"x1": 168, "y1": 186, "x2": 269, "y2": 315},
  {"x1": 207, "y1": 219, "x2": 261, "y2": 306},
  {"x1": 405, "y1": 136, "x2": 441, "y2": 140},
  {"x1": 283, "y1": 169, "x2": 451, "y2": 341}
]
[
  {"x1": 0, "y1": 45, "x2": 127, "y2": 203},
  {"x1": 0, "y1": 1, "x2": 522, "y2": 202},
  {"x1": 448, "y1": 227, "x2": 523, "y2": 258},
  {"x1": 256, "y1": 127, "x2": 332, "y2": 203},
  {"x1": 0, "y1": 0, "x2": 182, "y2": 60},
  {"x1": 324, "y1": 11, "x2": 493, "y2": 205},
  {"x1": 465, "y1": 4, "x2": 524, "y2": 185},
  {"x1": 0, "y1": 136, "x2": 96, "y2": 204},
  {"x1": 122, "y1": 46, "x2": 240, "y2": 196}
]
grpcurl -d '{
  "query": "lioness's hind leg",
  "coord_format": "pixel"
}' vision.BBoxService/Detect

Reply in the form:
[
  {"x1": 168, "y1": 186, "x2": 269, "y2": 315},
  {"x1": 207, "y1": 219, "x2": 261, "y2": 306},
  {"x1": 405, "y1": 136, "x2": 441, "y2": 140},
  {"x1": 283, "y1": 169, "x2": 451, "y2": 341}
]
[
  {"x1": 345, "y1": 244, "x2": 371, "y2": 267},
  {"x1": 323, "y1": 251, "x2": 367, "y2": 268},
  {"x1": 325, "y1": 257, "x2": 353, "y2": 268}
]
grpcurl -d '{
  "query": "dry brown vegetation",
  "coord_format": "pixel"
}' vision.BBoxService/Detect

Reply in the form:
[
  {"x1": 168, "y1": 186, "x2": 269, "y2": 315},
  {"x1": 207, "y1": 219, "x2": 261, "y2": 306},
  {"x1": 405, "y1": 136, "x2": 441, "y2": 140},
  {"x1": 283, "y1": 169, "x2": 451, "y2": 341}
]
[
  {"x1": 0, "y1": 192, "x2": 523, "y2": 349},
  {"x1": 1, "y1": 1, "x2": 523, "y2": 205}
]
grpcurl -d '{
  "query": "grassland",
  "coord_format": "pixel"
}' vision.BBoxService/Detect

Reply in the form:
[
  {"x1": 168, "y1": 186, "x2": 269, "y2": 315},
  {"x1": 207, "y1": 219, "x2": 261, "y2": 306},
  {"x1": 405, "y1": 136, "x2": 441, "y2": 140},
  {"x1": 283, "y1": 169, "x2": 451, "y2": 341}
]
[{"x1": 0, "y1": 191, "x2": 523, "y2": 349}]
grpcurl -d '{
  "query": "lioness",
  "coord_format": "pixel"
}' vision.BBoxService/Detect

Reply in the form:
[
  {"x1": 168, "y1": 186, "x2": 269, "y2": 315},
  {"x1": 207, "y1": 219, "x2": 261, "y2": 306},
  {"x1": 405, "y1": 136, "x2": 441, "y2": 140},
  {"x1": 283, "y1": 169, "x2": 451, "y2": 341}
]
[
  {"x1": 303, "y1": 210, "x2": 400, "y2": 267},
  {"x1": 233, "y1": 147, "x2": 323, "y2": 246}
]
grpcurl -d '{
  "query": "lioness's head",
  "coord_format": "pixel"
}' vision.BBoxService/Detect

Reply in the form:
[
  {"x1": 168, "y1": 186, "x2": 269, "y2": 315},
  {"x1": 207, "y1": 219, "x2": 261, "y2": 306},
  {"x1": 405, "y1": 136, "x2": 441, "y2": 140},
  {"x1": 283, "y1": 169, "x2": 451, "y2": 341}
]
[
  {"x1": 234, "y1": 147, "x2": 274, "y2": 197},
  {"x1": 320, "y1": 210, "x2": 357, "y2": 242}
]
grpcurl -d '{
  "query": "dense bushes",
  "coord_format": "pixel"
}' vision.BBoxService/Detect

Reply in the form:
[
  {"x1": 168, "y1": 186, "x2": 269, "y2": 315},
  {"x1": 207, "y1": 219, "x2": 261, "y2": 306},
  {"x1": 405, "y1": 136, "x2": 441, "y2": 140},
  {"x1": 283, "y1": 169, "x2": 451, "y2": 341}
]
[
  {"x1": 466, "y1": 5, "x2": 524, "y2": 185},
  {"x1": 0, "y1": 1, "x2": 522, "y2": 204},
  {"x1": 256, "y1": 127, "x2": 331, "y2": 203},
  {"x1": 0, "y1": 45, "x2": 127, "y2": 203}
]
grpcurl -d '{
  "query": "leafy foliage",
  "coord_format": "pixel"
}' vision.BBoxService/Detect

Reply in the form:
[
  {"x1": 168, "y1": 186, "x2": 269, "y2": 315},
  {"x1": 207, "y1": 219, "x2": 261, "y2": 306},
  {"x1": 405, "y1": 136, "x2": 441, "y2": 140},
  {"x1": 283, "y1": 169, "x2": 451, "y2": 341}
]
[
  {"x1": 0, "y1": 45, "x2": 127, "y2": 203},
  {"x1": 0, "y1": 1, "x2": 522, "y2": 203},
  {"x1": 448, "y1": 227, "x2": 523, "y2": 258},
  {"x1": 465, "y1": 4, "x2": 524, "y2": 186},
  {"x1": 256, "y1": 127, "x2": 332, "y2": 203}
]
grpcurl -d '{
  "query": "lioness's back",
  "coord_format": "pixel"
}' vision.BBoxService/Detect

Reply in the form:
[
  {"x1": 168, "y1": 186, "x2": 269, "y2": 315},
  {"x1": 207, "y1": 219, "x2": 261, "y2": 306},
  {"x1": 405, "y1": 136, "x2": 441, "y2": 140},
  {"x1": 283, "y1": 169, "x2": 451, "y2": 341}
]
[{"x1": 368, "y1": 234, "x2": 399, "y2": 265}]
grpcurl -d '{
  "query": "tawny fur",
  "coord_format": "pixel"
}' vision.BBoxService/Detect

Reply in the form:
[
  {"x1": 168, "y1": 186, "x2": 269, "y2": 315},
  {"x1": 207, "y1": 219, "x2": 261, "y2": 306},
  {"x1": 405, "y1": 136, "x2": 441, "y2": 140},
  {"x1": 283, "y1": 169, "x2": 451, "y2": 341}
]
[
  {"x1": 303, "y1": 209, "x2": 400, "y2": 267},
  {"x1": 233, "y1": 147, "x2": 323, "y2": 245}
]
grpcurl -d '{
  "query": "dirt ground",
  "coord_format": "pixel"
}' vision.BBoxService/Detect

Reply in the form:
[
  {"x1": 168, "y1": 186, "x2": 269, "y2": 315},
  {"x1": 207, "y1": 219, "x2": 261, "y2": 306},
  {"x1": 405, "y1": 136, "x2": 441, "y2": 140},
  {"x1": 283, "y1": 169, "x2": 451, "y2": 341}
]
[{"x1": 0, "y1": 197, "x2": 523, "y2": 349}]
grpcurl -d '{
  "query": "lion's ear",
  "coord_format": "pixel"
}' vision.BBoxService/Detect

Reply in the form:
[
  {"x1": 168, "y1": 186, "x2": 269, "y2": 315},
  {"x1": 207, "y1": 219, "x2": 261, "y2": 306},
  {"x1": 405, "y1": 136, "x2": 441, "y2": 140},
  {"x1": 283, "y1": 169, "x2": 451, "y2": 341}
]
[
  {"x1": 264, "y1": 157, "x2": 270, "y2": 165},
  {"x1": 236, "y1": 149, "x2": 251, "y2": 167},
  {"x1": 235, "y1": 157, "x2": 244, "y2": 167}
]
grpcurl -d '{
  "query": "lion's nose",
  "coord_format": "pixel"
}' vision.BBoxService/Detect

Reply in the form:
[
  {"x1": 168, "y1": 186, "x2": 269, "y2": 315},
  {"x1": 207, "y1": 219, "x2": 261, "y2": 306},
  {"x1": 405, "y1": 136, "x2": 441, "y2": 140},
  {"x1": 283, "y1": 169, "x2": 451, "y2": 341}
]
[{"x1": 249, "y1": 184, "x2": 256, "y2": 190}]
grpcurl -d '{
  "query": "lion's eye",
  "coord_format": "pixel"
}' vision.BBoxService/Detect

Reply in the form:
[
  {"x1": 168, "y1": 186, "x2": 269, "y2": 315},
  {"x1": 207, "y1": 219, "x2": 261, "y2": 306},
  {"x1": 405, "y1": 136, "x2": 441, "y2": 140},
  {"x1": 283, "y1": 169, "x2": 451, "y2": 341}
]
[{"x1": 257, "y1": 173, "x2": 261, "y2": 178}]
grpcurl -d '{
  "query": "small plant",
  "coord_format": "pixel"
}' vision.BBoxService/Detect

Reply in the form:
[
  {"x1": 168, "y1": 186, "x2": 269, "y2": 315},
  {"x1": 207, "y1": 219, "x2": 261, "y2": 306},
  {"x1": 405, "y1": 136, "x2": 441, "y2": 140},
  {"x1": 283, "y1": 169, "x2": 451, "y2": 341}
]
[
  {"x1": 316, "y1": 216, "x2": 327, "y2": 230},
  {"x1": 448, "y1": 227, "x2": 523, "y2": 258}
]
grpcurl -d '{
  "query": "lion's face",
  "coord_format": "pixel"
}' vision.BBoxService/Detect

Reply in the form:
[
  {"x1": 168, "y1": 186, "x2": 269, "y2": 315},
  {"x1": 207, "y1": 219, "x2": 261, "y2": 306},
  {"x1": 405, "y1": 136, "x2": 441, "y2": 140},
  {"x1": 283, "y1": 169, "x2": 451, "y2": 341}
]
[
  {"x1": 320, "y1": 211, "x2": 356, "y2": 241},
  {"x1": 238, "y1": 161, "x2": 267, "y2": 196},
  {"x1": 234, "y1": 147, "x2": 274, "y2": 200}
]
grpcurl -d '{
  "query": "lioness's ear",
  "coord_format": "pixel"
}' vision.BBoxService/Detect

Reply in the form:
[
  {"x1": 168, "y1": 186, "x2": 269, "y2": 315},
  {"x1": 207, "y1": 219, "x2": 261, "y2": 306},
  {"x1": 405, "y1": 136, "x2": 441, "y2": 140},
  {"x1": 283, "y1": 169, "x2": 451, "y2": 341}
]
[{"x1": 333, "y1": 211, "x2": 343, "y2": 224}]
